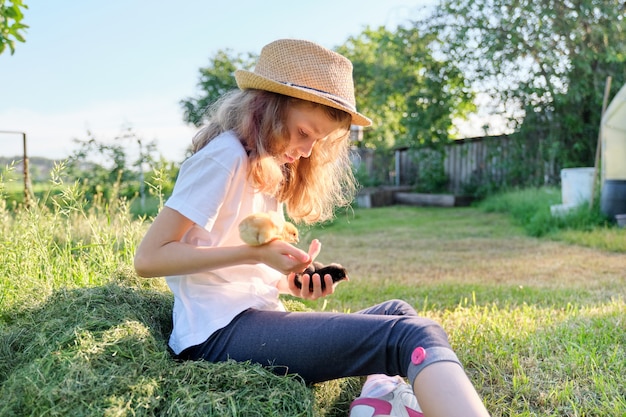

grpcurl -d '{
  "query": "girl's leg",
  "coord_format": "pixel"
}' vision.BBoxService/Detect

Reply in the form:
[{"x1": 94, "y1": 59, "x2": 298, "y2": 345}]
[
  {"x1": 413, "y1": 361, "x2": 490, "y2": 417},
  {"x1": 352, "y1": 302, "x2": 422, "y2": 411},
  {"x1": 179, "y1": 300, "x2": 451, "y2": 384},
  {"x1": 352, "y1": 298, "x2": 419, "y2": 317},
  {"x1": 180, "y1": 300, "x2": 490, "y2": 416}
]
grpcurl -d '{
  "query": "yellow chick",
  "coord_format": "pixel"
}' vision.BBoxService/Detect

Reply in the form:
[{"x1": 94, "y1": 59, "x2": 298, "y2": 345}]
[
  {"x1": 280, "y1": 222, "x2": 299, "y2": 244},
  {"x1": 238, "y1": 212, "x2": 299, "y2": 246}
]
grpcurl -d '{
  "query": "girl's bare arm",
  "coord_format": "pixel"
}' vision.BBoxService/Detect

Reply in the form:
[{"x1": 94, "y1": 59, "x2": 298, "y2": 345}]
[{"x1": 134, "y1": 207, "x2": 311, "y2": 278}]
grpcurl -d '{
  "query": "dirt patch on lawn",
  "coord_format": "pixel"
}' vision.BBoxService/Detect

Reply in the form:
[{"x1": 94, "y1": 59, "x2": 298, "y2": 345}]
[{"x1": 313, "y1": 225, "x2": 625, "y2": 297}]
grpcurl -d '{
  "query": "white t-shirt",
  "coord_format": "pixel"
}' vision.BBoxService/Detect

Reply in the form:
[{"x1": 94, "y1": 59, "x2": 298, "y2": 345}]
[{"x1": 164, "y1": 131, "x2": 285, "y2": 355}]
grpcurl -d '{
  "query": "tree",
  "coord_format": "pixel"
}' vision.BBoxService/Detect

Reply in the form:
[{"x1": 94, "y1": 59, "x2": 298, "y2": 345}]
[
  {"x1": 336, "y1": 26, "x2": 476, "y2": 150},
  {"x1": 0, "y1": 0, "x2": 28, "y2": 55},
  {"x1": 418, "y1": 0, "x2": 626, "y2": 172},
  {"x1": 180, "y1": 49, "x2": 256, "y2": 127},
  {"x1": 65, "y1": 128, "x2": 159, "y2": 201}
]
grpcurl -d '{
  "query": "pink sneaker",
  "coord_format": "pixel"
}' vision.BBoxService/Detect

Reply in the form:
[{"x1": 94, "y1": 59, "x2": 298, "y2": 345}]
[{"x1": 349, "y1": 382, "x2": 424, "y2": 417}]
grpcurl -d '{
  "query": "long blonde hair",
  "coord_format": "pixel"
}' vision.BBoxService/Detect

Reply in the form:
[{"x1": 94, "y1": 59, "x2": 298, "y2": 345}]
[{"x1": 192, "y1": 89, "x2": 355, "y2": 224}]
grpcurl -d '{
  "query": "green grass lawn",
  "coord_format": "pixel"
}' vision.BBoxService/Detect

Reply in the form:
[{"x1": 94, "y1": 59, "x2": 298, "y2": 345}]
[{"x1": 0, "y1": 187, "x2": 624, "y2": 416}]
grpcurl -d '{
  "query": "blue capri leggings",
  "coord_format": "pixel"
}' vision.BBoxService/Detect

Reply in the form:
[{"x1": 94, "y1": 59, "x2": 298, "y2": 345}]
[{"x1": 177, "y1": 299, "x2": 461, "y2": 385}]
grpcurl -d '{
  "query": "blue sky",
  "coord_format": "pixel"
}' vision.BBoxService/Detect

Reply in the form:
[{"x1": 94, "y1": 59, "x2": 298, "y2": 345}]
[{"x1": 0, "y1": 0, "x2": 426, "y2": 160}]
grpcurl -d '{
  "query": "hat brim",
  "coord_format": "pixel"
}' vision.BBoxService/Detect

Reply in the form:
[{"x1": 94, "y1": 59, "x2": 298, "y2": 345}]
[{"x1": 235, "y1": 70, "x2": 372, "y2": 127}]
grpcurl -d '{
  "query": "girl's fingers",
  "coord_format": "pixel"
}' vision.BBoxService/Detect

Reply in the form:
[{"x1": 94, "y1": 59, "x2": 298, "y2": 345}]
[{"x1": 307, "y1": 239, "x2": 322, "y2": 261}]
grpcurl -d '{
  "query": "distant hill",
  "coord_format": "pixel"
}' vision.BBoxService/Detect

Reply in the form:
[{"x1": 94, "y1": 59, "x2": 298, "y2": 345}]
[{"x1": 0, "y1": 156, "x2": 60, "y2": 182}]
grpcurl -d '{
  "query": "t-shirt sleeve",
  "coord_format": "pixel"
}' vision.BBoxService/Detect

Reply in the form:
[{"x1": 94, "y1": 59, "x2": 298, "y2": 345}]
[{"x1": 165, "y1": 137, "x2": 246, "y2": 230}]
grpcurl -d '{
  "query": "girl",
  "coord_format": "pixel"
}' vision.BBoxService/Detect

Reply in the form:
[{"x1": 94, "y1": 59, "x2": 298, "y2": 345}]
[{"x1": 134, "y1": 39, "x2": 490, "y2": 417}]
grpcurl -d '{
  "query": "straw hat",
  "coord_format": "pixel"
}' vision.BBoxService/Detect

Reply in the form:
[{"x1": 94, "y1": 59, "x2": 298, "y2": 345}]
[{"x1": 235, "y1": 39, "x2": 372, "y2": 127}]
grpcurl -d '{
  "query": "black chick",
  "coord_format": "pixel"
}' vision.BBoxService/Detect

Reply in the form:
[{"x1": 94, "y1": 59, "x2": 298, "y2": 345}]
[{"x1": 294, "y1": 261, "x2": 348, "y2": 291}]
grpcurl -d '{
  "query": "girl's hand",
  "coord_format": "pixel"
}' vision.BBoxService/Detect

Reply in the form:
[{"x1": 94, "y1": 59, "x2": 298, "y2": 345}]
[
  {"x1": 257, "y1": 239, "x2": 313, "y2": 276},
  {"x1": 278, "y1": 239, "x2": 337, "y2": 300},
  {"x1": 286, "y1": 270, "x2": 335, "y2": 300}
]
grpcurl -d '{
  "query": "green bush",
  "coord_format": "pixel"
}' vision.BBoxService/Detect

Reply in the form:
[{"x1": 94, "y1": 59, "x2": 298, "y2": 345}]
[{"x1": 478, "y1": 187, "x2": 611, "y2": 237}]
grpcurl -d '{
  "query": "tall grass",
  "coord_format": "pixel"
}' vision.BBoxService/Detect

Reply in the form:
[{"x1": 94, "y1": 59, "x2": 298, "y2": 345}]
[
  {"x1": 0, "y1": 165, "x2": 326, "y2": 416},
  {"x1": 478, "y1": 186, "x2": 625, "y2": 252},
  {"x1": 0, "y1": 164, "x2": 144, "y2": 308},
  {"x1": 1, "y1": 168, "x2": 624, "y2": 416}
]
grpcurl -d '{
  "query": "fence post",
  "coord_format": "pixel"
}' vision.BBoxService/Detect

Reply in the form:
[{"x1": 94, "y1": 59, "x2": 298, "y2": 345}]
[
  {"x1": 590, "y1": 76, "x2": 612, "y2": 209},
  {"x1": 0, "y1": 130, "x2": 31, "y2": 207}
]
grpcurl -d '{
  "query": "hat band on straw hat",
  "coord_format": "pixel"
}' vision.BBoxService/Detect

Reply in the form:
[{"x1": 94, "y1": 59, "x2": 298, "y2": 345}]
[{"x1": 281, "y1": 81, "x2": 357, "y2": 112}]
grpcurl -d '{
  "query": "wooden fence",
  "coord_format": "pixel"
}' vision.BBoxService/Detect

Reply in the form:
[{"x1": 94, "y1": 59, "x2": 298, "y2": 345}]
[{"x1": 352, "y1": 134, "x2": 556, "y2": 195}]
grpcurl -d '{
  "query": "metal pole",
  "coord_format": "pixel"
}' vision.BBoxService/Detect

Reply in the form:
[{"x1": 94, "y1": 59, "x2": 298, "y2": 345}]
[
  {"x1": 22, "y1": 132, "x2": 31, "y2": 207},
  {"x1": 590, "y1": 76, "x2": 612, "y2": 209},
  {"x1": 138, "y1": 138, "x2": 145, "y2": 210},
  {"x1": 0, "y1": 130, "x2": 30, "y2": 207},
  {"x1": 395, "y1": 149, "x2": 401, "y2": 186}
]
